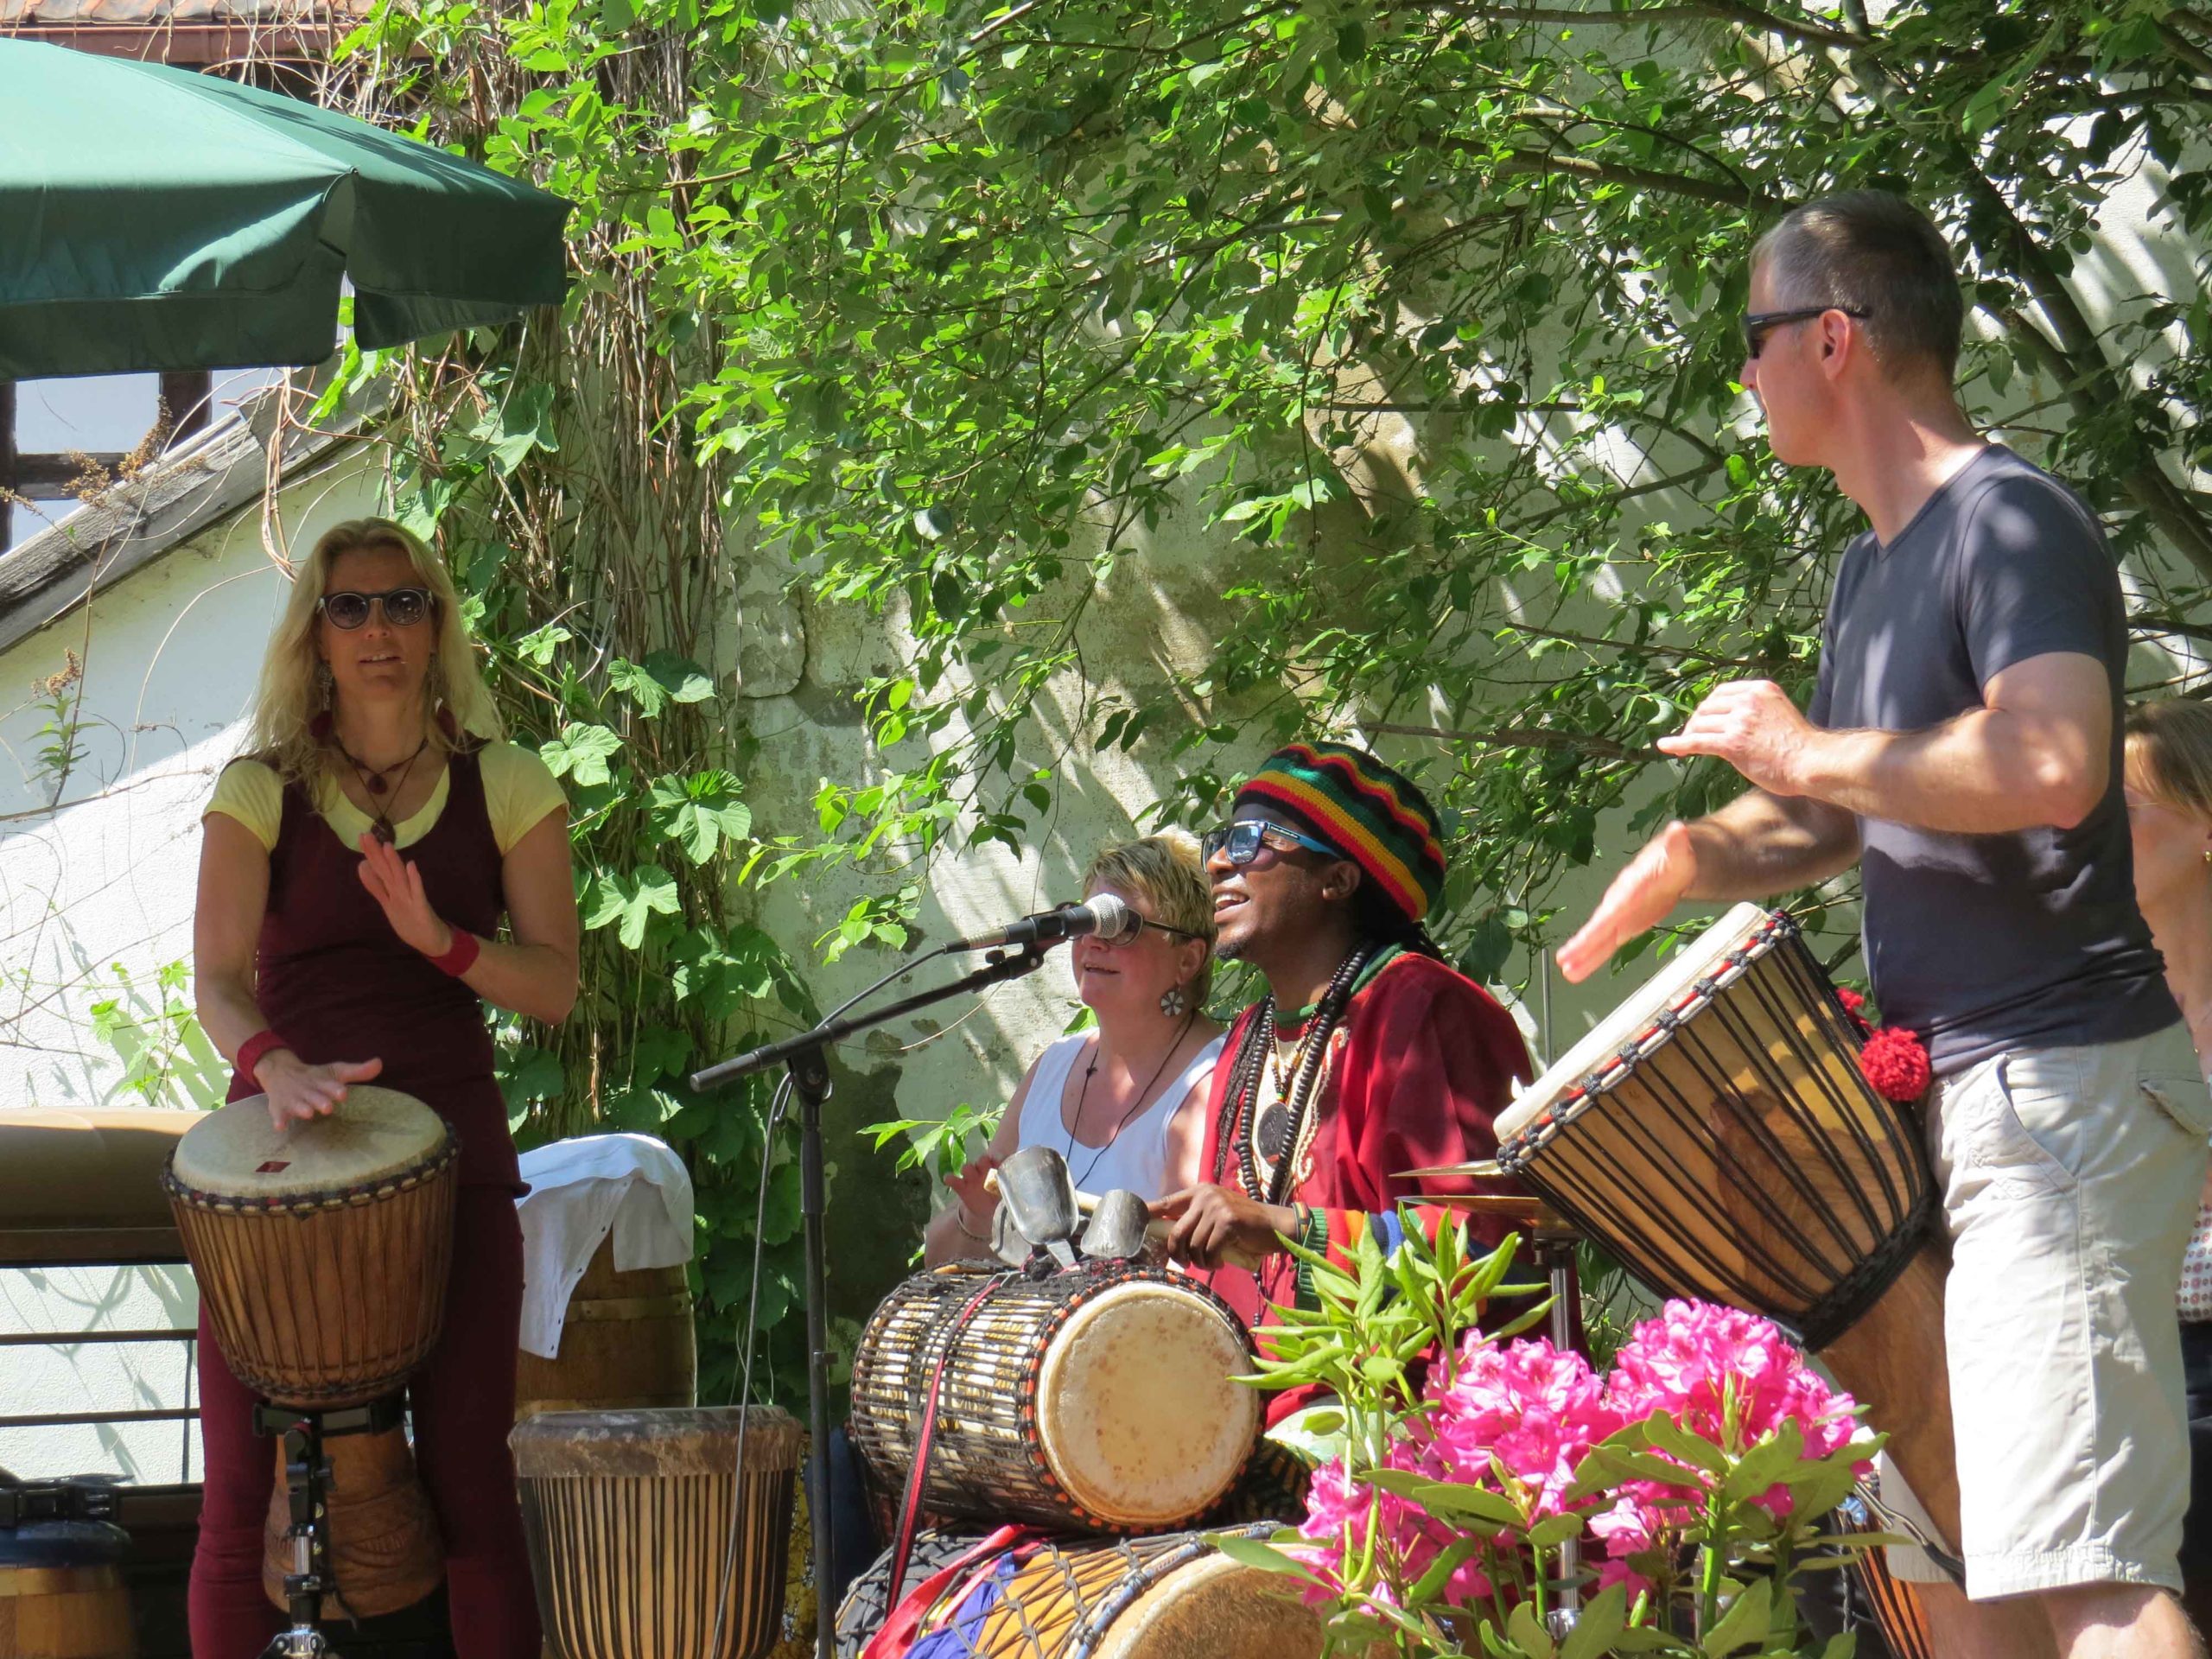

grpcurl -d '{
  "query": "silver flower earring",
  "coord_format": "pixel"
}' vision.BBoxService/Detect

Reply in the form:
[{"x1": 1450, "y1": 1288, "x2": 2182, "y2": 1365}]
[
  {"x1": 1160, "y1": 984, "x2": 1187, "y2": 1019},
  {"x1": 315, "y1": 660, "x2": 334, "y2": 697}
]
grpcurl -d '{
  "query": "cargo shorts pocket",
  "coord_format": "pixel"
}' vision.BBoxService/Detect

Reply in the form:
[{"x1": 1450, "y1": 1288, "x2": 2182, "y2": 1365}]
[{"x1": 1961, "y1": 1049, "x2": 2086, "y2": 1191}]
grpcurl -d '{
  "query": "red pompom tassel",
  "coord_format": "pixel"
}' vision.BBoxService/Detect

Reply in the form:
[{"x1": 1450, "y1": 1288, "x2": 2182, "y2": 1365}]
[{"x1": 1859, "y1": 1025, "x2": 1932, "y2": 1103}]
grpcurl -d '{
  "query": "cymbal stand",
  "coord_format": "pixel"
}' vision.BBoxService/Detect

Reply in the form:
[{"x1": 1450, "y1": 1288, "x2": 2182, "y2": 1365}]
[
  {"x1": 1532, "y1": 1219, "x2": 1585, "y2": 1636},
  {"x1": 254, "y1": 1394, "x2": 406, "y2": 1659}
]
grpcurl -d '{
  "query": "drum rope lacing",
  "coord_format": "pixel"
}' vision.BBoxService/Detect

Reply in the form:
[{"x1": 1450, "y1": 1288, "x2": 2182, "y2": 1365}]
[
  {"x1": 162, "y1": 1134, "x2": 461, "y2": 1217},
  {"x1": 1494, "y1": 911, "x2": 1938, "y2": 1352},
  {"x1": 849, "y1": 1263, "x2": 1257, "y2": 1539}
]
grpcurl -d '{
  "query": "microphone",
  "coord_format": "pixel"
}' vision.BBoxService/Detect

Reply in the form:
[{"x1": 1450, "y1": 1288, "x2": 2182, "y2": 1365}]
[{"x1": 949, "y1": 893, "x2": 1140, "y2": 952}]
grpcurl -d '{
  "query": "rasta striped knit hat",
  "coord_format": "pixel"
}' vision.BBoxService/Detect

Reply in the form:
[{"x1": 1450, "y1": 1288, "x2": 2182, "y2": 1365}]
[{"x1": 1234, "y1": 741, "x2": 1447, "y2": 924}]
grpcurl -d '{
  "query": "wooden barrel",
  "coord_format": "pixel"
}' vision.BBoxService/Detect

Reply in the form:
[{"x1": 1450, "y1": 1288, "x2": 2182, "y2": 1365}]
[
  {"x1": 0, "y1": 1515, "x2": 136, "y2": 1659},
  {"x1": 261, "y1": 1425, "x2": 444, "y2": 1619},
  {"x1": 515, "y1": 1238, "x2": 696, "y2": 1419}
]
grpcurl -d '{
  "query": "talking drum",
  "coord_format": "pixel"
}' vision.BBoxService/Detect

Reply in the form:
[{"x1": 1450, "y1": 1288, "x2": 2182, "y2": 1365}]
[
  {"x1": 512, "y1": 1406, "x2": 804, "y2": 1659},
  {"x1": 162, "y1": 1087, "x2": 460, "y2": 1408},
  {"x1": 848, "y1": 1263, "x2": 1259, "y2": 1535},
  {"x1": 834, "y1": 1527, "x2": 1323, "y2": 1659},
  {"x1": 1493, "y1": 905, "x2": 1961, "y2": 1552}
]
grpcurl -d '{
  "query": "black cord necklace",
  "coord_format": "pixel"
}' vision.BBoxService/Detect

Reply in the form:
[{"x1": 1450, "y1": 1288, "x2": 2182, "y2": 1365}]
[
  {"x1": 1220, "y1": 944, "x2": 1374, "y2": 1206},
  {"x1": 1064, "y1": 1010, "x2": 1200, "y2": 1191},
  {"x1": 330, "y1": 733, "x2": 430, "y2": 844}
]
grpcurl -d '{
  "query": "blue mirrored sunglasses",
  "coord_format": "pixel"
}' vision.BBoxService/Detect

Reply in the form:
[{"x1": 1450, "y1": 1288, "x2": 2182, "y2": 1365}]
[{"x1": 1200, "y1": 819, "x2": 1341, "y2": 866}]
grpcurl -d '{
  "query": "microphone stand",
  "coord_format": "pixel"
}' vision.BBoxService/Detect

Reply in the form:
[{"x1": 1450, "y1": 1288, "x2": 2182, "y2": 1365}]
[{"x1": 689, "y1": 942, "x2": 1053, "y2": 1659}]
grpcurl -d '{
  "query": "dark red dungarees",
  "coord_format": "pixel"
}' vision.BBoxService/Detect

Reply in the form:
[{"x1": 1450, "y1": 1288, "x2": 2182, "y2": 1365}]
[{"x1": 191, "y1": 750, "x2": 541, "y2": 1658}]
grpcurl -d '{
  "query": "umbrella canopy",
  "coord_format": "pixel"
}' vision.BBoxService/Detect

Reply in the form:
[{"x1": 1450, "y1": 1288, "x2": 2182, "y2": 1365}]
[{"x1": 0, "y1": 39, "x2": 570, "y2": 378}]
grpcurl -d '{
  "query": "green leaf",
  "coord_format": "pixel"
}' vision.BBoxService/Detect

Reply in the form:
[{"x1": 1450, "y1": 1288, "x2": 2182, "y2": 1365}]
[
  {"x1": 1559, "y1": 1582, "x2": 1630, "y2": 1659},
  {"x1": 1201, "y1": 1532, "x2": 1318, "y2": 1580},
  {"x1": 1506, "y1": 1599, "x2": 1555, "y2": 1659},
  {"x1": 541, "y1": 723, "x2": 623, "y2": 787},
  {"x1": 1700, "y1": 1576, "x2": 1770, "y2": 1656}
]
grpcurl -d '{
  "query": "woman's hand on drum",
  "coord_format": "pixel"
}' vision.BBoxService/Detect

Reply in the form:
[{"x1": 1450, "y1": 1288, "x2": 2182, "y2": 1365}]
[
  {"x1": 255, "y1": 1050, "x2": 385, "y2": 1132},
  {"x1": 355, "y1": 831, "x2": 455, "y2": 958},
  {"x1": 1556, "y1": 820, "x2": 1700, "y2": 984},
  {"x1": 1149, "y1": 1185, "x2": 1299, "y2": 1270}
]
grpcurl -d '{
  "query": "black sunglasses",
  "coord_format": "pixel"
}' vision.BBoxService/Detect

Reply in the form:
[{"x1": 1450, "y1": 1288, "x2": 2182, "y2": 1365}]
[
  {"x1": 1741, "y1": 304, "x2": 1868, "y2": 359},
  {"x1": 319, "y1": 587, "x2": 434, "y2": 630},
  {"x1": 1200, "y1": 819, "x2": 1341, "y2": 867}
]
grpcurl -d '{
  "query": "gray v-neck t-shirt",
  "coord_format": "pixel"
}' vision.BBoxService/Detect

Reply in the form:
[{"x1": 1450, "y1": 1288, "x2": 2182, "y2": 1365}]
[{"x1": 1807, "y1": 444, "x2": 2177, "y2": 1075}]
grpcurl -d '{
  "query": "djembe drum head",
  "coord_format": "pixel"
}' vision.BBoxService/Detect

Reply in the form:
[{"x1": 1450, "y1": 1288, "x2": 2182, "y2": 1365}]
[
  {"x1": 849, "y1": 1264, "x2": 1258, "y2": 1535},
  {"x1": 165, "y1": 1088, "x2": 458, "y2": 1408}
]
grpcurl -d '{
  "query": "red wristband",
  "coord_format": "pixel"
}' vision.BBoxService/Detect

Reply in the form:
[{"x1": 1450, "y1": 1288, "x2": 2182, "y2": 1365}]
[
  {"x1": 426, "y1": 927, "x2": 481, "y2": 977},
  {"x1": 235, "y1": 1029, "x2": 290, "y2": 1088}
]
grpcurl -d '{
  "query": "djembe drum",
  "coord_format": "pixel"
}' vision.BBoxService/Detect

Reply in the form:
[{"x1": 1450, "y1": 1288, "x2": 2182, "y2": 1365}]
[
  {"x1": 847, "y1": 1262, "x2": 1258, "y2": 1535},
  {"x1": 1492, "y1": 905, "x2": 1960, "y2": 1553},
  {"x1": 512, "y1": 1406, "x2": 805, "y2": 1659},
  {"x1": 164, "y1": 1088, "x2": 458, "y2": 1618},
  {"x1": 834, "y1": 1527, "x2": 1322, "y2": 1659}
]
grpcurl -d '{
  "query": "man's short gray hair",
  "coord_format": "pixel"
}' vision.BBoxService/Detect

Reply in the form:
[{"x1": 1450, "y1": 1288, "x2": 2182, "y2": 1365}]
[{"x1": 1751, "y1": 191, "x2": 1965, "y2": 381}]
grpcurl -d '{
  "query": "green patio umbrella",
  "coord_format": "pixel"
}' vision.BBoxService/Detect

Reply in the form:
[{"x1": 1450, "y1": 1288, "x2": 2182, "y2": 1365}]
[{"x1": 0, "y1": 39, "x2": 570, "y2": 378}]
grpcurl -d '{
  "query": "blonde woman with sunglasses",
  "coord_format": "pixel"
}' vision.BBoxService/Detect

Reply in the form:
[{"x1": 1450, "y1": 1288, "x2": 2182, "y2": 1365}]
[
  {"x1": 925, "y1": 834, "x2": 1224, "y2": 1266},
  {"x1": 189, "y1": 518, "x2": 578, "y2": 1658}
]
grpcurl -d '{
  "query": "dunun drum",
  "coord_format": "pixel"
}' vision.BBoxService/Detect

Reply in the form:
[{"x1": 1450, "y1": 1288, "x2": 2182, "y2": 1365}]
[
  {"x1": 847, "y1": 1263, "x2": 1259, "y2": 1535},
  {"x1": 515, "y1": 1236, "x2": 698, "y2": 1419},
  {"x1": 1493, "y1": 905, "x2": 1960, "y2": 1552},
  {"x1": 259, "y1": 1427, "x2": 444, "y2": 1618},
  {"x1": 163, "y1": 1087, "x2": 459, "y2": 1408},
  {"x1": 512, "y1": 1406, "x2": 805, "y2": 1659},
  {"x1": 834, "y1": 1527, "x2": 1322, "y2": 1659}
]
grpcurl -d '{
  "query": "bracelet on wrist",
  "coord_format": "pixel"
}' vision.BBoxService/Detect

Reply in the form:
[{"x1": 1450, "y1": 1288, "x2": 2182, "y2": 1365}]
[
  {"x1": 953, "y1": 1206, "x2": 990, "y2": 1243},
  {"x1": 425, "y1": 927, "x2": 481, "y2": 977},
  {"x1": 235, "y1": 1028, "x2": 291, "y2": 1088}
]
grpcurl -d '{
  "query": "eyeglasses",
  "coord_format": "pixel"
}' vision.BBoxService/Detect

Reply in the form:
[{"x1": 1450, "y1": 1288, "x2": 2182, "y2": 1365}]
[
  {"x1": 319, "y1": 587, "x2": 433, "y2": 630},
  {"x1": 1200, "y1": 819, "x2": 1342, "y2": 867},
  {"x1": 1094, "y1": 914, "x2": 1208, "y2": 947},
  {"x1": 1741, "y1": 305, "x2": 1868, "y2": 359}
]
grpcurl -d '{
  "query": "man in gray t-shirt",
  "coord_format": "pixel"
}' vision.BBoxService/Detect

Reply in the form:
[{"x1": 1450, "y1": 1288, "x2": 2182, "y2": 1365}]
[
  {"x1": 1559, "y1": 193, "x2": 2211, "y2": 1659},
  {"x1": 1809, "y1": 442, "x2": 2176, "y2": 1071}
]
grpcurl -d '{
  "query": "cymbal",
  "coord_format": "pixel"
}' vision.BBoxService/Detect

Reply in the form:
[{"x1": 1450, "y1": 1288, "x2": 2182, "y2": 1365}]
[
  {"x1": 1397, "y1": 1160, "x2": 1503, "y2": 1180},
  {"x1": 1422, "y1": 1192, "x2": 1575, "y2": 1234}
]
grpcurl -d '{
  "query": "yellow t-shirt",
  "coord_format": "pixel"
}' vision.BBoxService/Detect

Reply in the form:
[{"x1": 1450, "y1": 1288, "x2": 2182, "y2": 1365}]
[{"x1": 206, "y1": 741, "x2": 568, "y2": 856}]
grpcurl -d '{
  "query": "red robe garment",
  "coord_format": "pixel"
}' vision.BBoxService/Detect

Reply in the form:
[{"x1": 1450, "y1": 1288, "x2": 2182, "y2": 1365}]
[{"x1": 1193, "y1": 950, "x2": 1535, "y2": 1421}]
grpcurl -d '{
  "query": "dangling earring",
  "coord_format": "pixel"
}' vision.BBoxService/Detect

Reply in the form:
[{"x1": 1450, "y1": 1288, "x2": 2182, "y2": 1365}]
[
  {"x1": 315, "y1": 660, "x2": 334, "y2": 699},
  {"x1": 1160, "y1": 984, "x2": 1187, "y2": 1019}
]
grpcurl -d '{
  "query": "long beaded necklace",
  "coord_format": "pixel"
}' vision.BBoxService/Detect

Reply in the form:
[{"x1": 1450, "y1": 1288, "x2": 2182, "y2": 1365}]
[
  {"x1": 1064, "y1": 1010, "x2": 1200, "y2": 1191},
  {"x1": 1219, "y1": 944, "x2": 1374, "y2": 1207}
]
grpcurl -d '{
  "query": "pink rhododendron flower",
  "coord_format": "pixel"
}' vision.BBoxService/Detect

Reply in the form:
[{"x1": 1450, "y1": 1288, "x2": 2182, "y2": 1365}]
[
  {"x1": 1431, "y1": 1337, "x2": 1624, "y2": 1516},
  {"x1": 1605, "y1": 1300, "x2": 1870, "y2": 1514}
]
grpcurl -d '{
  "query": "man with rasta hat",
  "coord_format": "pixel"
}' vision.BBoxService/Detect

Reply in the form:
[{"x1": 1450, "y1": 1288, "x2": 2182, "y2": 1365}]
[{"x1": 1150, "y1": 741, "x2": 1534, "y2": 1414}]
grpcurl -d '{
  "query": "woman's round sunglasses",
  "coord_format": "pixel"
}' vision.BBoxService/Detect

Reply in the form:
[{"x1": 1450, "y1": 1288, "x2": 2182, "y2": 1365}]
[
  {"x1": 318, "y1": 587, "x2": 434, "y2": 630},
  {"x1": 1200, "y1": 819, "x2": 1341, "y2": 866}
]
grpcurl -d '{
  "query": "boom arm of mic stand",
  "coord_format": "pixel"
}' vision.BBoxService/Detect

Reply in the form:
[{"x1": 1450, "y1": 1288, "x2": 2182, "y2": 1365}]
[{"x1": 684, "y1": 943, "x2": 1052, "y2": 1659}]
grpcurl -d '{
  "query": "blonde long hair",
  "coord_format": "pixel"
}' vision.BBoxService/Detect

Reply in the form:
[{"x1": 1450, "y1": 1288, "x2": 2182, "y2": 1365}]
[
  {"x1": 2126, "y1": 699, "x2": 2212, "y2": 823},
  {"x1": 244, "y1": 518, "x2": 503, "y2": 785}
]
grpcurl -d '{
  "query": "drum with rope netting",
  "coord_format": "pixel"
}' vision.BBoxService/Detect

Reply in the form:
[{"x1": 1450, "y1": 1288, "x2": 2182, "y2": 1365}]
[
  {"x1": 1488, "y1": 904, "x2": 1961, "y2": 1554},
  {"x1": 848, "y1": 1262, "x2": 1259, "y2": 1536},
  {"x1": 512, "y1": 1405, "x2": 805, "y2": 1659},
  {"x1": 833, "y1": 1526, "x2": 1323, "y2": 1659}
]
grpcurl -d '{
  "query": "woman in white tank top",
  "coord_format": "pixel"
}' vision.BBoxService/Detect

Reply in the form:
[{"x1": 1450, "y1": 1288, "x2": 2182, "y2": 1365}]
[{"x1": 925, "y1": 835, "x2": 1224, "y2": 1266}]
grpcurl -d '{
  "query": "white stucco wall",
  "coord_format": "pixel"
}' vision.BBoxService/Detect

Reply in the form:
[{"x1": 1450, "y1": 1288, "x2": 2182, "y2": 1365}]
[{"x1": 0, "y1": 442, "x2": 382, "y2": 1480}]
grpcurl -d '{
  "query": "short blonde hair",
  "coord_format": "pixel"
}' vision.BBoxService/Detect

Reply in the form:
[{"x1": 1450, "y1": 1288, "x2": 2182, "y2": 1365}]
[
  {"x1": 2126, "y1": 699, "x2": 2212, "y2": 823},
  {"x1": 243, "y1": 518, "x2": 502, "y2": 785},
  {"x1": 1084, "y1": 832, "x2": 1217, "y2": 1003}
]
